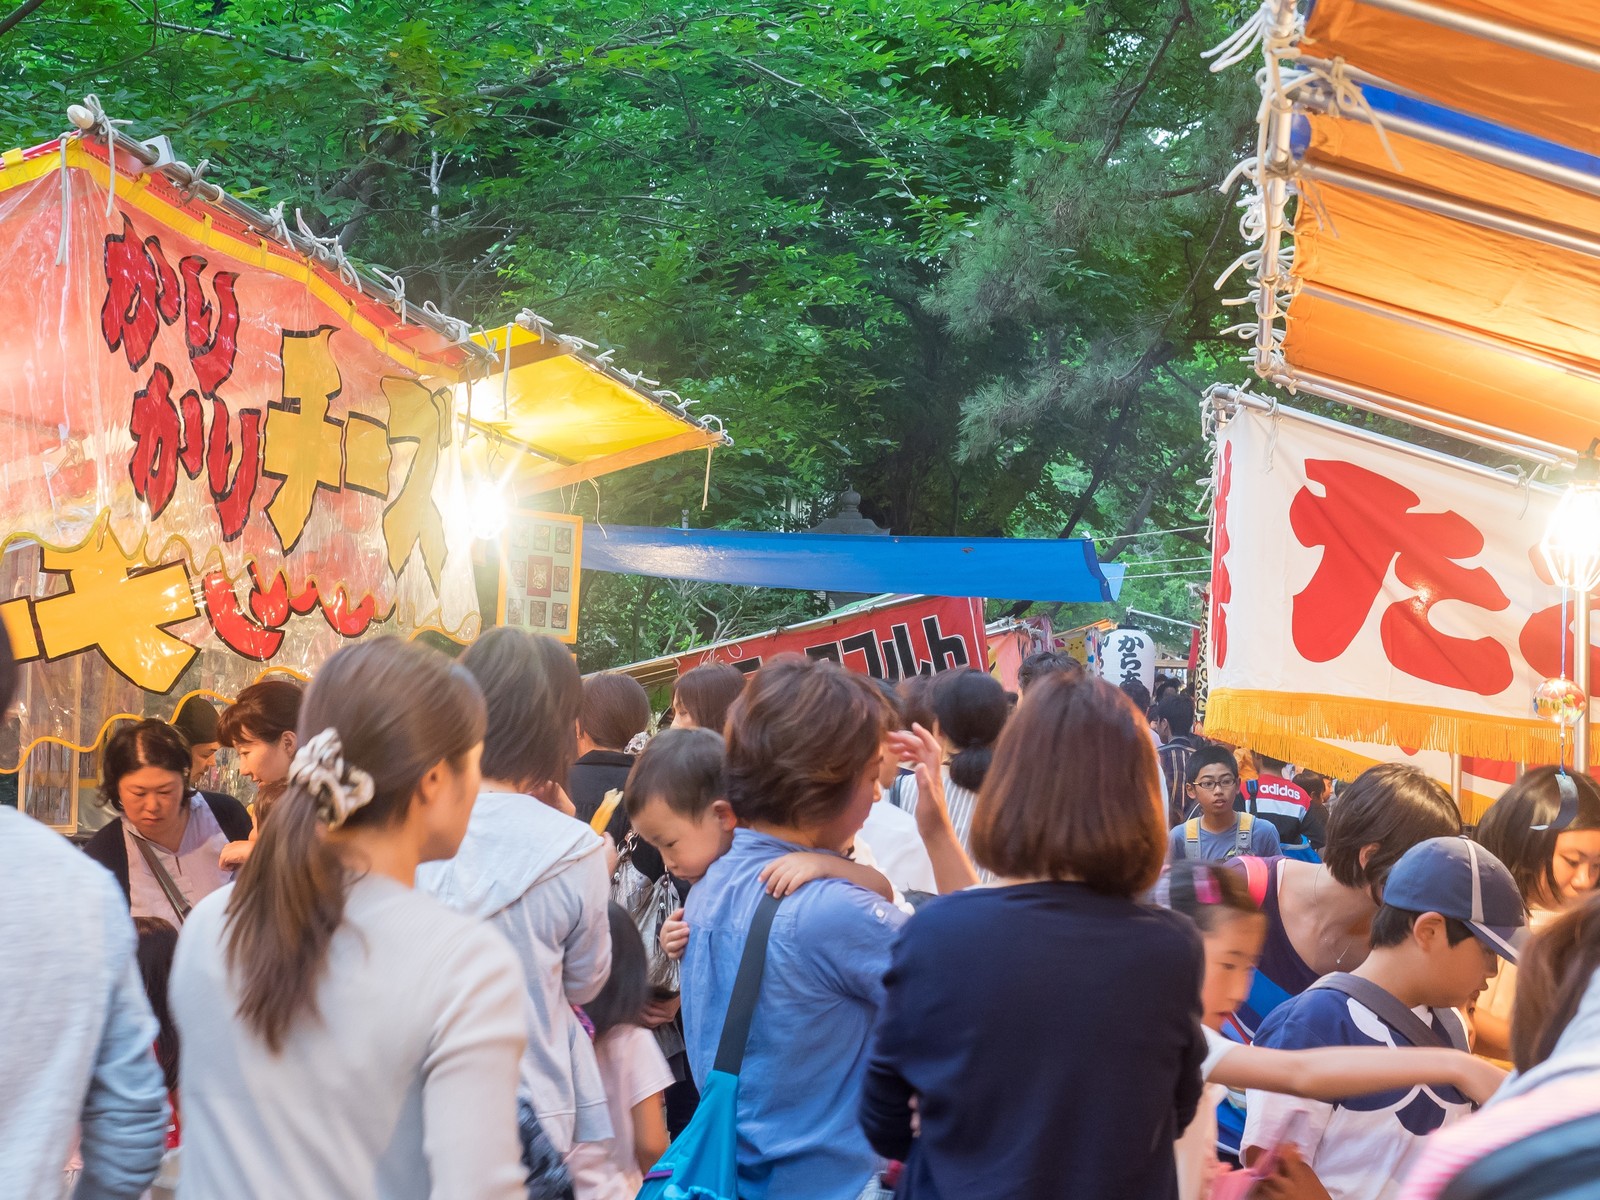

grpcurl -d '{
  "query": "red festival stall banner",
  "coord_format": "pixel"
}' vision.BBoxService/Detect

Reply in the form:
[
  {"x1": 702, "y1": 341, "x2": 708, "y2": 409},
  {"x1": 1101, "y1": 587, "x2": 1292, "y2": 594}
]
[
  {"x1": 676, "y1": 595, "x2": 987, "y2": 682},
  {"x1": 0, "y1": 139, "x2": 482, "y2": 769},
  {"x1": 1206, "y1": 405, "x2": 1584, "y2": 771}
]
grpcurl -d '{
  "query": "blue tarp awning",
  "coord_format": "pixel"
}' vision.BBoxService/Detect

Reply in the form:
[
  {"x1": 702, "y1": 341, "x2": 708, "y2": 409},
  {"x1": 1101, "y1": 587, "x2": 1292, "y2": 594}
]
[{"x1": 582, "y1": 527, "x2": 1113, "y2": 602}]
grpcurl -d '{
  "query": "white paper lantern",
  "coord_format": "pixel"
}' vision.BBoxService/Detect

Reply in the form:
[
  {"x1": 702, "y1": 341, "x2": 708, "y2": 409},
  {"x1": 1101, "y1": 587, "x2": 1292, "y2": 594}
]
[{"x1": 1099, "y1": 628, "x2": 1156, "y2": 693}]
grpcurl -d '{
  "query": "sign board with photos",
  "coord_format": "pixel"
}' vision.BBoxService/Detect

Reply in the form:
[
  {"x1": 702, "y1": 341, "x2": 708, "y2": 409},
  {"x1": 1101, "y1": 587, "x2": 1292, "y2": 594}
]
[{"x1": 498, "y1": 511, "x2": 583, "y2": 644}]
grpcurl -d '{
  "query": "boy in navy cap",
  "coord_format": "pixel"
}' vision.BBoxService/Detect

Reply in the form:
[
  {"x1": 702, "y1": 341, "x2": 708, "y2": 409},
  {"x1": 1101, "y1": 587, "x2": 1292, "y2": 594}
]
[{"x1": 1241, "y1": 836, "x2": 1524, "y2": 1200}]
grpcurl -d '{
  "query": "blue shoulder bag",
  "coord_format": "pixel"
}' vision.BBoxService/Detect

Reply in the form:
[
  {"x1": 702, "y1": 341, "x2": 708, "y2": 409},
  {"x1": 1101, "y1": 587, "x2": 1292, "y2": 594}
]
[{"x1": 635, "y1": 892, "x2": 781, "y2": 1200}]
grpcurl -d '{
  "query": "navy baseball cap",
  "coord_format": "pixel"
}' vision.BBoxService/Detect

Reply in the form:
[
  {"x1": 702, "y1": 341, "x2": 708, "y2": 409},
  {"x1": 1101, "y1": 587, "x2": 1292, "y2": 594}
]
[{"x1": 1382, "y1": 836, "x2": 1527, "y2": 962}]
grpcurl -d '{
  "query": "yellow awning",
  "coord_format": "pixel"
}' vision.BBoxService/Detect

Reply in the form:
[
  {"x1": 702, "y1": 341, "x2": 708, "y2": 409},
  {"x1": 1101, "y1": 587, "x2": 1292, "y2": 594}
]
[{"x1": 465, "y1": 321, "x2": 728, "y2": 497}]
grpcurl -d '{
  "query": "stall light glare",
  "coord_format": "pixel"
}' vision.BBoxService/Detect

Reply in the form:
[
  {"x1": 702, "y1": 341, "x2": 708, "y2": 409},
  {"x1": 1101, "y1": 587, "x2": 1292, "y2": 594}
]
[
  {"x1": 465, "y1": 479, "x2": 509, "y2": 542},
  {"x1": 1540, "y1": 454, "x2": 1600, "y2": 592}
]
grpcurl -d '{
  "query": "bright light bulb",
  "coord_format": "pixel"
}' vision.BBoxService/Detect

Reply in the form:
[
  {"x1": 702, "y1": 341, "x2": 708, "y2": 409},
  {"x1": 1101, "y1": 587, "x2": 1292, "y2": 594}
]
[
  {"x1": 465, "y1": 478, "x2": 508, "y2": 542},
  {"x1": 1540, "y1": 479, "x2": 1600, "y2": 591}
]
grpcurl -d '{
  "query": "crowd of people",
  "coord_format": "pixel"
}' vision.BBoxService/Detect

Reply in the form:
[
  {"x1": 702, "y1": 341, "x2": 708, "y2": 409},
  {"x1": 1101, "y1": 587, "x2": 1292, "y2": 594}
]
[{"x1": 4, "y1": 631, "x2": 1600, "y2": 1200}]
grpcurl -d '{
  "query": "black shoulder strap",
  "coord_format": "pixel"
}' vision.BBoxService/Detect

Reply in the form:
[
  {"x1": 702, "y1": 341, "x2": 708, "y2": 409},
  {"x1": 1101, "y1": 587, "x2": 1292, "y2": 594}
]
[
  {"x1": 713, "y1": 893, "x2": 783, "y2": 1076},
  {"x1": 1309, "y1": 972, "x2": 1467, "y2": 1052},
  {"x1": 131, "y1": 834, "x2": 193, "y2": 924}
]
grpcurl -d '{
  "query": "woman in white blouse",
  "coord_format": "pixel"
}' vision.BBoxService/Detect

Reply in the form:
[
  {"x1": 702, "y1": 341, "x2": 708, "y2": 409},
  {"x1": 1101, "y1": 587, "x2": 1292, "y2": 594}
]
[{"x1": 83, "y1": 719, "x2": 252, "y2": 923}]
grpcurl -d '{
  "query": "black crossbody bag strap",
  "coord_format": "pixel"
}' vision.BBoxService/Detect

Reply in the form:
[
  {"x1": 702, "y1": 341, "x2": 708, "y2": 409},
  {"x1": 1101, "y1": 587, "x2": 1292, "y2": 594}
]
[
  {"x1": 712, "y1": 893, "x2": 783, "y2": 1076},
  {"x1": 131, "y1": 834, "x2": 192, "y2": 924}
]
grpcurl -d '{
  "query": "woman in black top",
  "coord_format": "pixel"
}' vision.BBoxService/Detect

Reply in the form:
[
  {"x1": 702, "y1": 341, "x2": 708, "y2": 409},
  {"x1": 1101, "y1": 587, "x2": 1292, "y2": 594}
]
[
  {"x1": 860, "y1": 674, "x2": 1207, "y2": 1200},
  {"x1": 569, "y1": 675, "x2": 650, "y2": 827}
]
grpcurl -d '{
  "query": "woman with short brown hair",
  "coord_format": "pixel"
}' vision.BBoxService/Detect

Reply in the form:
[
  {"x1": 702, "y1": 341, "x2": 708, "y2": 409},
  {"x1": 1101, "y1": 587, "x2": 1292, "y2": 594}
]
[
  {"x1": 416, "y1": 627, "x2": 614, "y2": 1159},
  {"x1": 970, "y1": 673, "x2": 1166, "y2": 893},
  {"x1": 681, "y1": 653, "x2": 903, "y2": 1200},
  {"x1": 861, "y1": 673, "x2": 1208, "y2": 1200},
  {"x1": 669, "y1": 662, "x2": 746, "y2": 734}
]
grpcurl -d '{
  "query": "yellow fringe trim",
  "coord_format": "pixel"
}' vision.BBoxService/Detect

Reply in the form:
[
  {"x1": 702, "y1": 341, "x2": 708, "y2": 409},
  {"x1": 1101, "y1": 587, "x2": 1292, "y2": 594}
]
[
  {"x1": 1204, "y1": 689, "x2": 1573, "y2": 823},
  {"x1": 1205, "y1": 689, "x2": 1571, "y2": 765},
  {"x1": 1201, "y1": 724, "x2": 1501, "y2": 822}
]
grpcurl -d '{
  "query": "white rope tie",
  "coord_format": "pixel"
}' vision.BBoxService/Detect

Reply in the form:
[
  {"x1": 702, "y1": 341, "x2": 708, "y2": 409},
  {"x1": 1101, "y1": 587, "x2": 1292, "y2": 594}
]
[
  {"x1": 176, "y1": 157, "x2": 211, "y2": 202},
  {"x1": 294, "y1": 207, "x2": 364, "y2": 293},
  {"x1": 421, "y1": 300, "x2": 470, "y2": 345},
  {"x1": 82, "y1": 95, "x2": 130, "y2": 218},
  {"x1": 1309, "y1": 58, "x2": 1403, "y2": 172},
  {"x1": 1202, "y1": 1, "x2": 1308, "y2": 384},
  {"x1": 331, "y1": 242, "x2": 362, "y2": 292},
  {"x1": 515, "y1": 309, "x2": 553, "y2": 341},
  {"x1": 264, "y1": 200, "x2": 293, "y2": 247},
  {"x1": 294, "y1": 208, "x2": 332, "y2": 258},
  {"x1": 1202, "y1": 6, "x2": 1270, "y2": 73},
  {"x1": 55, "y1": 134, "x2": 73, "y2": 266},
  {"x1": 370, "y1": 267, "x2": 408, "y2": 325},
  {"x1": 1213, "y1": 248, "x2": 1261, "y2": 292}
]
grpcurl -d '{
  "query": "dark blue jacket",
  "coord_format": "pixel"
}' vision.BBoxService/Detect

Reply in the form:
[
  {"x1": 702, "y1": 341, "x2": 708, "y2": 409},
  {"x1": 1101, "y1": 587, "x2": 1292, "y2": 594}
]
[{"x1": 860, "y1": 882, "x2": 1207, "y2": 1200}]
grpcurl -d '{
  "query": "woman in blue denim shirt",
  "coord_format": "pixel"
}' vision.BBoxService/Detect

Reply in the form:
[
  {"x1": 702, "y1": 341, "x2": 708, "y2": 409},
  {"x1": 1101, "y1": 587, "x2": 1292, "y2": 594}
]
[{"x1": 681, "y1": 654, "x2": 905, "y2": 1200}]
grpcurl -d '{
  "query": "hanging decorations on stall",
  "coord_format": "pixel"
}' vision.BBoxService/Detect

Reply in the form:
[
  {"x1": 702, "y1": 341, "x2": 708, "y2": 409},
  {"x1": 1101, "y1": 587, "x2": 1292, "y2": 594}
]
[
  {"x1": 497, "y1": 511, "x2": 583, "y2": 645},
  {"x1": 1207, "y1": 404, "x2": 1592, "y2": 768},
  {"x1": 0, "y1": 137, "x2": 485, "y2": 769},
  {"x1": 1534, "y1": 677, "x2": 1587, "y2": 727}
]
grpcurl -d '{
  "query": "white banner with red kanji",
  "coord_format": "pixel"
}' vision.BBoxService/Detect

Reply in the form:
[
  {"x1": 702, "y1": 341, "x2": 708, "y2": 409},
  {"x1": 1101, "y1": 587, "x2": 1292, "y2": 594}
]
[{"x1": 1206, "y1": 405, "x2": 1587, "y2": 768}]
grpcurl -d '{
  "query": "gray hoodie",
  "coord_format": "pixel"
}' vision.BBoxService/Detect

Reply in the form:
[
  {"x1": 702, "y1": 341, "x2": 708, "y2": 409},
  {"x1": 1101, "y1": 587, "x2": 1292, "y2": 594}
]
[
  {"x1": 0, "y1": 806, "x2": 167, "y2": 1199},
  {"x1": 416, "y1": 792, "x2": 613, "y2": 1152},
  {"x1": 1489, "y1": 965, "x2": 1600, "y2": 1105}
]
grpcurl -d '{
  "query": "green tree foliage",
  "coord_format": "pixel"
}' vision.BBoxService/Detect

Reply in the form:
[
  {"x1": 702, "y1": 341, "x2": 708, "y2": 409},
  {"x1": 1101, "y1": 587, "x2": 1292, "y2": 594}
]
[{"x1": 2, "y1": 0, "x2": 1253, "y2": 667}]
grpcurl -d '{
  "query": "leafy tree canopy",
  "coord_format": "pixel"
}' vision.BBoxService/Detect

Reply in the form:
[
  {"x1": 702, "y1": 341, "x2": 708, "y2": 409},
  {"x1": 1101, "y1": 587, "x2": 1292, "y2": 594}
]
[{"x1": 2, "y1": 0, "x2": 1255, "y2": 668}]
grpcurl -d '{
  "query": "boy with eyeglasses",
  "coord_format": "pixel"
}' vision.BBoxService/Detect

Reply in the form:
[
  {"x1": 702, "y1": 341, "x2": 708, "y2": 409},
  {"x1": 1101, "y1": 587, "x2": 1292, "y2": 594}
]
[{"x1": 1168, "y1": 745, "x2": 1282, "y2": 864}]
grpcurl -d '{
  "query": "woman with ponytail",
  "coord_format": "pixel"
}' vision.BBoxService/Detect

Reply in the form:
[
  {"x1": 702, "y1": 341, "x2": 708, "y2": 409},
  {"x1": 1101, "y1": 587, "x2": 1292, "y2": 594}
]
[
  {"x1": 169, "y1": 638, "x2": 529, "y2": 1200},
  {"x1": 894, "y1": 667, "x2": 1009, "y2": 875}
]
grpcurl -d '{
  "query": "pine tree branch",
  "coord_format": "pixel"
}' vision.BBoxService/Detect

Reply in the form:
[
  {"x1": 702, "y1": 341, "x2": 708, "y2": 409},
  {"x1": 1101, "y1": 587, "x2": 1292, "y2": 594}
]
[
  {"x1": 1096, "y1": 5, "x2": 1191, "y2": 167},
  {"x1": 1098, "y1": 440, "x2": 1206, "y2": 561}
]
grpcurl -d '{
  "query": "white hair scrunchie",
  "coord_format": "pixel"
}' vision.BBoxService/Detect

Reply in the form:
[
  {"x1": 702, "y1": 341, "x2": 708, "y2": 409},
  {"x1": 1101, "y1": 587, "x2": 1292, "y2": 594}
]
[{"x1": 288, "y1": 728, "x2": 376, "y2": 829}]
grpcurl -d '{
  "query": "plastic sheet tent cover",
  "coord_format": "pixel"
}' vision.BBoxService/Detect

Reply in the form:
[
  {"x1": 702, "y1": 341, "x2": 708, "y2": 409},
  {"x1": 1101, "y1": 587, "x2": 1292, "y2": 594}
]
[
  {"x1": 1302, "y1": 0, "x2": 1600, "y2": 159},
  {"x1": 1213, "y1": 0, "x2": 1600, "y2": 463},
  {"x1": 0, "y1": 134, "x2": 501, "y2": 769}
]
